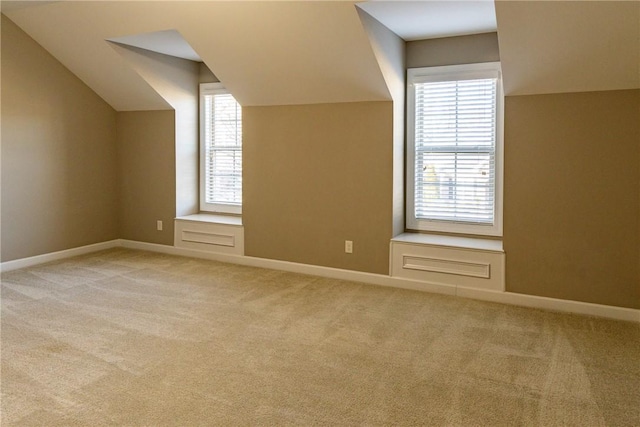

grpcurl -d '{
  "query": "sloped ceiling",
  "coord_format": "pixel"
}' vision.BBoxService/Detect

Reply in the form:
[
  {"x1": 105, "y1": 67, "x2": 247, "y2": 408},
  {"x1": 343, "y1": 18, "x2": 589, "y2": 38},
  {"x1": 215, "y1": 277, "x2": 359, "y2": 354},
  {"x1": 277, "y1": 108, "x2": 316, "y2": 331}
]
[
  {"x1": 2, "y1": 1, "x2": 390, "y2": 110},
  {"x1": 357, "y1": 0, "x2": 497, "y2": 41},
  {"x1": 108, "y1": 30, "x2": 202, "y2": 62},
  {"x1": 3, "y1": 1, "x2": 639, "y2": 110},
  {"x1": 496, "y1": 0, "x2": 640, "y2": 96}
]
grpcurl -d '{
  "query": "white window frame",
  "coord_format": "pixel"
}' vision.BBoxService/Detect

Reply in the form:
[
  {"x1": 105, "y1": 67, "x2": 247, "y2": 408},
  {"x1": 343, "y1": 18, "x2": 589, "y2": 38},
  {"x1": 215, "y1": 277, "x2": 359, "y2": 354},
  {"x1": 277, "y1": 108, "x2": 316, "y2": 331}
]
[
  {"x1": 199, "y1": 82, "x2": 242, "y2": 214},
  {"x1": 406, "y1": 62, "x2": 504, "y2": 236}
]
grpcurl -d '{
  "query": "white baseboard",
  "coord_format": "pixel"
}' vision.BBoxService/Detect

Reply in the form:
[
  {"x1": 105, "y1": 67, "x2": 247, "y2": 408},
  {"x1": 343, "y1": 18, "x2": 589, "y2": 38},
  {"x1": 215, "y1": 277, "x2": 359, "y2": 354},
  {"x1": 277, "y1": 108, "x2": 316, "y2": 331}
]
[
  {"x1": 120, "y1": 240, "x2": 458, "y2": 296},
  {"x1": 456, "y1": 287, "x2": 640, "y2": 323},
  {"x1": 3, "y1": 239, "x2": 638, "y2": 323},
  {"x1": 122, "y1": 240, "x2": 638, "y2": 323},
  {"x1": 0, "y1": 240, "x2": 121, "y2": 272}
]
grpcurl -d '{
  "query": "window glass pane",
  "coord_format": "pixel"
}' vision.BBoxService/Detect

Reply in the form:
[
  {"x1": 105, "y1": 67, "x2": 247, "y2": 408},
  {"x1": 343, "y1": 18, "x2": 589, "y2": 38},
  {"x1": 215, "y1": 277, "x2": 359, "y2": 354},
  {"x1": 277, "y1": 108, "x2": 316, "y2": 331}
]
[
  {"x1": 203, "y1": 90, "x2": 242, "y2": 208},
  {"x1": 415, "y1": 152, "x2": 494, "y2": 223},
  {"x1": 413, "y1": 76, "x2": 497, "y2": 226}
]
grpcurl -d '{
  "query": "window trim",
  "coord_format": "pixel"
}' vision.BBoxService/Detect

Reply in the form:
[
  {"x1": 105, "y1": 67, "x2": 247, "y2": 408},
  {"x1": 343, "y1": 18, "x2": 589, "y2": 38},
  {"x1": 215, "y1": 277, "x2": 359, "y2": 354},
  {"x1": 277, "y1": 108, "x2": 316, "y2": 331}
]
[
  {"x1": 406, "y1": 62, "x2": 504, "y2": 237},
  {"x1": 199, "y1": 82, "x2": 242, "y2": 215}
]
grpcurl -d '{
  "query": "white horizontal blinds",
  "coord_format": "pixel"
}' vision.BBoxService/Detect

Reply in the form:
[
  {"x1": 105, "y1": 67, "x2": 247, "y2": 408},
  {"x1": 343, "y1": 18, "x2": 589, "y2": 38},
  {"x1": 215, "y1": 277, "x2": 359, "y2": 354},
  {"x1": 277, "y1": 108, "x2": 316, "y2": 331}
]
[
  {"x1": 203, "y1": 92, "x2": 242, "y2": 207},
  {"x1": 414, "y1": 76, "x2": 497, "y2": 225}
]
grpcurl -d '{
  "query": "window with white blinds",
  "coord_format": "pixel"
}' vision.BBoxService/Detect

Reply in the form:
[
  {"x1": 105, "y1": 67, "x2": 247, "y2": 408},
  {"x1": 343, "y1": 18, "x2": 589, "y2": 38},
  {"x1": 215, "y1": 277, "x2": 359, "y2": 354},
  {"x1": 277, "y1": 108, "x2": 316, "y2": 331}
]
[
  {"x1": 407, "y1": 63, "x2": 503, "y2": 236},
  {"x1": 199, "y1": 83, "x2": 242, "y2": 214}
]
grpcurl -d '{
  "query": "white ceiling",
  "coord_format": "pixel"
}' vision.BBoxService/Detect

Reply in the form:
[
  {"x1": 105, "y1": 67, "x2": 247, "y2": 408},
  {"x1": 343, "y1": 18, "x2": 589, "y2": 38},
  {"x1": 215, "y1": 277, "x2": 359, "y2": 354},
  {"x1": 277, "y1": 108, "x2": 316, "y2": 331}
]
[
  {"x1": 2, "y1": 1, "x2": 391, "y2": 109},
  {"x1": 2, "y1": 1, "x2": 638, "y2": 109},
  {"x1": 108, "y1": 30, "x2": 202, "y2": 62},
  {"x1": 357, "y1": 0, "x2": 497, "y2": 41},
  {"x1": 109, "y1": 1, "x2": 499, "y2": 61},
  {"x1": 1, "y1": 0, "x2": 58, "y2": 13},
  {"x1": 3, "y1": 1, "x2": 499, "y2": 71}
]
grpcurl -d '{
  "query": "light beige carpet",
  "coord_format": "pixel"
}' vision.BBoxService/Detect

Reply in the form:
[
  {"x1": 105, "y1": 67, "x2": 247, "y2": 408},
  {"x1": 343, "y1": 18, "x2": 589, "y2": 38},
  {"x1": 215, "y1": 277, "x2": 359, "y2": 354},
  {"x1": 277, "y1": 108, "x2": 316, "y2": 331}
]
[{"x1": 1, "y1": 248, "x2": 638, "y2": 426}]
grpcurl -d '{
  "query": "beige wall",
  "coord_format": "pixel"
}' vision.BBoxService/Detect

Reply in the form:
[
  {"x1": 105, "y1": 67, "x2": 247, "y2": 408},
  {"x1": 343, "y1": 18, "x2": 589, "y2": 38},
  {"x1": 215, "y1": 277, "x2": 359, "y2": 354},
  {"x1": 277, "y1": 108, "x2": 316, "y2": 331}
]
[
  {"x1": 109, "y1": 43, "x2": 200, "y2": 218},
  {"x1": 357, "y1": 8, "x2": 406, "y2": 238},
  {"x1": 243, "y1": 102, "x2": 393, "y2": 275},
  {"x1": 406, "y1": 32, "x2": 639, "y2": 309},
  {"x1": 406, "y1": 32, "x2": 500, "y2": 69},
  {"x1": 1, "y1": 15, "x2": 119, "y2": 262},
  {"x1": 3, "y1": 12, "x2": 638, "y2": 312},
  {"x1": 504, "y1": 89, "x2": 640, "y2": 309},
  {"x1": 116, "y1": 111, "x2": 176, "y2": 246}
]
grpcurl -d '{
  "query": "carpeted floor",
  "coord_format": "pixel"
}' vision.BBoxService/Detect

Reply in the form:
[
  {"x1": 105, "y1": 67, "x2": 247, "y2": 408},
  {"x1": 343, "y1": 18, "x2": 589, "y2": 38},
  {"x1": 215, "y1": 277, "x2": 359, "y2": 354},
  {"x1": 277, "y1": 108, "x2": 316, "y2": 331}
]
[{"x1": 1, "y1": 248, "x2": 638, "y2": 426}]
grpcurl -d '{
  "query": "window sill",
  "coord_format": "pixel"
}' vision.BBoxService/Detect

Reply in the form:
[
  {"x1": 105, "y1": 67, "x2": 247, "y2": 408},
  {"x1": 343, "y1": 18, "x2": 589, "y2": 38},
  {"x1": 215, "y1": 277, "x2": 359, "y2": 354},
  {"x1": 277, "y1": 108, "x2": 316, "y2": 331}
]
[
  {"x1": 175, "y1": 213, "x2": 242, "y2": 227},
  {"x1": 392, "y1": 232, "x2": 503, "y2": 253}
]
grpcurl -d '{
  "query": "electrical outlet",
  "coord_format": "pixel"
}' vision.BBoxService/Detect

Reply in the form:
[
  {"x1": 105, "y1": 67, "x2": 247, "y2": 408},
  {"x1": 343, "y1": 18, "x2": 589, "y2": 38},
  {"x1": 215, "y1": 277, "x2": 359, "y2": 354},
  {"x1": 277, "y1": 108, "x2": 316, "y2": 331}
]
[
  {"x1": 345, "y1": 240, "x2": 353, "y2": 254},
  {"x1": 156, "y1": 220, "x2": 163, "y2": 231}
]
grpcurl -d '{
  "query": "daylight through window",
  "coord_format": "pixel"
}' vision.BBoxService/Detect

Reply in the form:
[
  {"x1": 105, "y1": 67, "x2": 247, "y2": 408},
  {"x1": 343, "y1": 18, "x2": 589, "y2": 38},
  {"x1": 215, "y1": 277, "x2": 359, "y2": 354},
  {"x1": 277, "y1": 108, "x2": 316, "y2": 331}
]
[
  {"x1": 407, "y1": 63, "x2": 503, "y2": 236},
  {"x1": 200, "y1": 83, "x2": 242, "y2": 214}
]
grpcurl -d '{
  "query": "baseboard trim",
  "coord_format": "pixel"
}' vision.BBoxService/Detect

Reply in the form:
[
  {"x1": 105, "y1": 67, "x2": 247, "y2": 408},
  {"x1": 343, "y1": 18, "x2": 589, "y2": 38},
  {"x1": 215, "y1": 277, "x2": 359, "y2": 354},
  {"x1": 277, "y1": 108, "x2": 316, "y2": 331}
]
[
  {"x1": 0, "y1": 240, "x2": 121, "y2": 272},
  {"x1": 120, "y1": 240, "x2": 458, "y2": 296},
  {"x1": 122, "y1": 240, "x2": 639, "y2": 323},
  {"x1": 3, "y1": 239, "x2": 638, "y2": 323},
  {"x1": 456, "y1": 287, "x2": 640, "y2": 323}
]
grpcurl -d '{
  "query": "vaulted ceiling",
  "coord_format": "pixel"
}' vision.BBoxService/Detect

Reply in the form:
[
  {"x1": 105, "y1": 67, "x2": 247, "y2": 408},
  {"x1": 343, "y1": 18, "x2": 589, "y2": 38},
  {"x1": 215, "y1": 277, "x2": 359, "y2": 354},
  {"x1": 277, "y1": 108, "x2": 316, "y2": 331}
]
[
  {"x1": 2, "y1": 1, "x2": 392, "y2": 110},
  {"x1": 2, "y1": 1, "x2": 638, "y2": 111}
]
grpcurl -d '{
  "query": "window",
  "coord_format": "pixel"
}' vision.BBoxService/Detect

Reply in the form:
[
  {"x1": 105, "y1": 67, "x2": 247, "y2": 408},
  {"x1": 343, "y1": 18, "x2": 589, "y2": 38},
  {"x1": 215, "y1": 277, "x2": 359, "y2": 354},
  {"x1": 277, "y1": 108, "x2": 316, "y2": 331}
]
[
  {"x1": 406, "y1": 62, "x2": 503, "y2": 236},
  {"x1": 199, "y1": 83, "x2": 242, "y2": 214}
]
